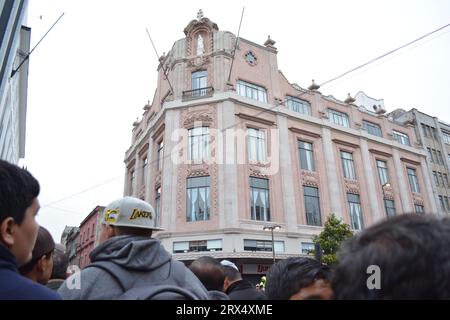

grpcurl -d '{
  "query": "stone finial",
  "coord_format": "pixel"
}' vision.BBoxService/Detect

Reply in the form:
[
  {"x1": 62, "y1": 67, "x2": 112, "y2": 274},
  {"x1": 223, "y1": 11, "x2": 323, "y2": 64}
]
[
  {"x1": 143, "y1": 100, "x2": 151, "y2": 111},
  {"x1": 264, "y1": 35, "x2": 276, "y2": 47},
  {"x1": 197, "y1": 9, "x2": 204, "y2": 20},
  {"x1": 344, "y1": 93, "x2": 356, "y2": 104},
  {"x1": 308, "y1": 79, "x2": 320, "y2": 91},
  {"x1": 132, "y1": 118, "x2": 139, "y2": 127}
]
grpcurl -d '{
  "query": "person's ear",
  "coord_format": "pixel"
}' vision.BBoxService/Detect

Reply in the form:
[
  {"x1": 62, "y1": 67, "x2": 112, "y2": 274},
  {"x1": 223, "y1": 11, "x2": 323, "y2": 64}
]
[
  {"x1": 36, "y1": 255, "x2": 48, "y2": 273},
  {"x1": 223, "y1": 278, "x2": 231, "y2": 291},
  {"x1": 0, "y1": 217, "x2": 16, "y2": 248},
  {"x1": 107, "y1": 225, "x2": 116, "y2": 238}
]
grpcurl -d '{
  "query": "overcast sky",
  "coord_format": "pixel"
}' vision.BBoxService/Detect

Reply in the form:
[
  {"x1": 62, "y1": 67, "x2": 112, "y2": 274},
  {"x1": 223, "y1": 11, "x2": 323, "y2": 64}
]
[{"x1": 25, "y1": 0, "x2": 450, "y2": 242}]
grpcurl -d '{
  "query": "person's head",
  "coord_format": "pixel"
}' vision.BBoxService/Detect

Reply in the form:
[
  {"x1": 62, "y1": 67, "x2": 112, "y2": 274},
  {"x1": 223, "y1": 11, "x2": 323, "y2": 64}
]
[
  {"x1": 220, "y1": 260, "x2": 241, "y2": 291},
  {"x1": 99, "y1": 196, "x2": 163, "y2": 243},
  {"x1": 19, "y1": 226, "x2": 55, "y2": 285},
  {"x1": 0, "y1": 160, "x2": 40, "y2": 266},
  {"x1": 266, "y1": 257, "x2": 333, "y2": 300},
  {"x1": 332, "y1": 214, "x2": 450, "y2": 299},
  {"x1": 189, "y1": 256, "x2": 225, "y2": 291},
  {"x1": 51, "y1": 244, "x2": 69, "y2": 280}
]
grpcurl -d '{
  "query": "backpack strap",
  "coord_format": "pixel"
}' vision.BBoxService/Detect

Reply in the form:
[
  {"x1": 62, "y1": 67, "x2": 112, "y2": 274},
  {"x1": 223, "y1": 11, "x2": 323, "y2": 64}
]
[
  {"x1": 84, "y1": 261, "x2": 128, "y2": 292},
  {"x1": 118, "y1": 285, "x2": 198, "y2": 300}
]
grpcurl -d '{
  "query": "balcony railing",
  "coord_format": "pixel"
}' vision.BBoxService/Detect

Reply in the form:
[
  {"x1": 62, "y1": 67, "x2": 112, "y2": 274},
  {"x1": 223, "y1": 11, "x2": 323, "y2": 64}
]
[{"x1": 182, "y1": 87, "x2": 214, "y2": 101}]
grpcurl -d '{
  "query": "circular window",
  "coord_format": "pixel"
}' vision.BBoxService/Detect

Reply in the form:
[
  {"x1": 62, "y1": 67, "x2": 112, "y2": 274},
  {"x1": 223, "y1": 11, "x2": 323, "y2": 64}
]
[{"x1": 245, "y1": 51, "x2": 258, "y2": 66}]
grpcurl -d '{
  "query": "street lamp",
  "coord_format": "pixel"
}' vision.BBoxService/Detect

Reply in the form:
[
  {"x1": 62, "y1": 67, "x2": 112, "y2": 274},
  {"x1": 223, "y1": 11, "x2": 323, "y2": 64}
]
[{"x1": 263, "y1": 225, "x2": 281, "y2": 265}]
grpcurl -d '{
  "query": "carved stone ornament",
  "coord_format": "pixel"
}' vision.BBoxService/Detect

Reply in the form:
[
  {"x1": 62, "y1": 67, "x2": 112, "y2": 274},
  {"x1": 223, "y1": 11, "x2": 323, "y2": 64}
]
[
  {"x1": 183, "y1": 112, "x2": 213, "y2": 127},
  {"x1": 301, "y1": 170, "x2": 319, "y2": 187},
  {"x1": 345, "y1": 179, "x2": 360, "y2": 194}
]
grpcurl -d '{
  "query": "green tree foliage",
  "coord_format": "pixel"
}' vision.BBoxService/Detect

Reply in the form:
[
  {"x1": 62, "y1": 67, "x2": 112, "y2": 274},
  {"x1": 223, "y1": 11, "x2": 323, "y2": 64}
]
[{"x1": 313, "y1": 213, "x2": 353, "y2": 265}]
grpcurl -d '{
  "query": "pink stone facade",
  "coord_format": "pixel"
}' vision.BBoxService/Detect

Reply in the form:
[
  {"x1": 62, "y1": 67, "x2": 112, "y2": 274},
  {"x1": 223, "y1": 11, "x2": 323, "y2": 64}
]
[
  {"x1": 78, "y1": 206, "x2": 104, "y2": 269},
  {"x1": 123, "y1": 13, "x2": 436, "y2": 277}
]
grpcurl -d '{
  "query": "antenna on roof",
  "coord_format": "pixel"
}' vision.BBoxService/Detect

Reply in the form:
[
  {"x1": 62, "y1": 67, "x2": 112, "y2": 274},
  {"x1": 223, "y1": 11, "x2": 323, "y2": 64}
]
[
  {"x1": 145, "y1": 28, "x2": 174, "y2": 95},
  {"x1": 227, "y1": 7, "x2": 245, "y2": 84}
]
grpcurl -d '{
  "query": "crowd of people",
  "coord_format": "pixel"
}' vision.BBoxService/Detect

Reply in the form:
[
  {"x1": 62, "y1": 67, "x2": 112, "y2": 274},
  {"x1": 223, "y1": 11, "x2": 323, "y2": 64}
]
[{"x1": 2, "y1": 159, "x2": 450, "y2": 300}]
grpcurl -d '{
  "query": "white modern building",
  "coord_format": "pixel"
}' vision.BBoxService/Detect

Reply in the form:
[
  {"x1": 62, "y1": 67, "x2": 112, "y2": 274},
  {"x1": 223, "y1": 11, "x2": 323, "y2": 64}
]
[{"x1": 0, "y1": 0, "x2": 30, "y2": 164}]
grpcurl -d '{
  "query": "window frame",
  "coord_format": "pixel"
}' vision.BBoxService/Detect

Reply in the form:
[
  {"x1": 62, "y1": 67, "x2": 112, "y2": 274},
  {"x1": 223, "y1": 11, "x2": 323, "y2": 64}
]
[
  {"x1": 327, "y1": 108, "x2": 350, "y2": 128},
  {"x1": 186, "y1": 176, "x2": 211, "y2": 222},
  {"x1": 249, "y1": 177, "x2": 271, "y2": 222}
]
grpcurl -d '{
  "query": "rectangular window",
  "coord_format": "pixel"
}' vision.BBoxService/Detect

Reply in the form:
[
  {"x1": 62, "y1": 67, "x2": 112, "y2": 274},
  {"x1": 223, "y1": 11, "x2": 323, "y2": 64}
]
[
  {"x1": 91, "y1": 223, "x2": 95, "y2": 238},
  {"x1": 188, "y1": 240, "x2": 207, "y2": 252},
  {"x1": 445, "y1": 196, "x2": 450, "y2": 212},
  {"x1": 392, "y1": 130, "x2": 410, "y2": 146},
  {"x1": 427, "y1": 148, "x2": 434, "y2": 163},
  {"x1": 407, "y1": 168, "x2": 420, "y2": 193},
  {"x1": 437, "y1": 150, "x2": 444, "y2": 165},
  {"x1": 341, "y1": 151, "x2": 356, "y2": 180},
  {"x1": 328, "y1": 109, "x2": 350, "y2": 128},
  {"x1": 422, "y1": 124, "x2": 428, "y2": 137},
  {"x1": 206, "y1": 239, "x2": 223, "y2": 251},
  {"x1": 236, "y1": 80, "x2": 267, "y2": 103},
  {"x1": 448, "y1": 154, "x2": 450, "y2": 164},
  {"x1": 129, "y1": 168, "x2": 135, "y2": 195},
  {"x1": 304, "y1": 186, "x2": 322, "y2": 226},
  {"x1": 157, "y1": 140, "x2": 164, "y2": 171},
  {"x1": 362, "y1": 121, "x2": 382, "y2": 137},
  {"x1": 415, "y1": 204, "x2": 424, "y2": 214},
  {"x1": 431, "y1": 127, "x2": 438, "y2": 140},
  {"x1": 439, "y1": 173, "x2": 445, "y2": 188},
  {"x1": 142, "y1": 157, "x2": 148, "y2": 186},
  {"x1": 173, "y1": 241, "x2": 189, "y2": 253},
  {"x1": 301, "y1": 242, "x2": 315, "y2": 255},
  {"x1": 432, "y1": 149, "x2": 438, "y2": 164},
  {"x1": 243, "y1": 239, "x2": 284, "y2": 252},
  {"x1": 439, "y1": 196, "x2": 445, "y2": 211},
  {"x1": 286, "y1": 96, "x2": 311, "y2": 115},
  {"x1": 186, "y1": 176, "x2": 211, "y2": 222},
  {"x1": 247, "y1": 128, "x2": 266, "y2": 162},
  {"x1": 376, "y1": 160, "x2": 389, "y2": 186},
  {"x1": 191, "y1": 70, "x2": 208, "y2": 96},
  {"x1": 443, "y1": 131, "x2": 450, "y2": 145},
  {"x1": 155, "y1": 187, "x2": 161, "y2": 227},
  {"x1": 249, "y1": 177, "x2": 271, "y2": 221},
  {"x1": 347, "y1": 193, "x2": 364, "y2": 230},
  {"x1": 384, "y1": 199, "x2": 396, "y2": 218},
  {"x1": 433, "y1": 171, "x2": 439, "y2": 187},
  {"x1": 188, "y1": 127, "x2": 209, "y2": 162},
  {"x1": 444, "y1": 174, "x2": 449, "y2": 188},
  {"x1": 298, "y1": 140, "x2": 315, "y2": 171}
]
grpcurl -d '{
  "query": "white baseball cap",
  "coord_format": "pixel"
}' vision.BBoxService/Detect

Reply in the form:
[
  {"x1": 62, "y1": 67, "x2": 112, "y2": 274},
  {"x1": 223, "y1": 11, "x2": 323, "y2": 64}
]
[
  {"x1": 220, "y1": 259, "x2": 239, "y2": 271},
  {"x1": 102, "y1": 196, "x2": 164, "y2": 231}
]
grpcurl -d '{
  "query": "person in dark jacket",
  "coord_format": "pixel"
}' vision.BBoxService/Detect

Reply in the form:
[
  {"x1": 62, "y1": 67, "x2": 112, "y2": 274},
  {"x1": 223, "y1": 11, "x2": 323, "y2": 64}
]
[
  {"x1": 47, "y1": 244, "x2": 69, "y2": 291},
  {"x1": 221, "y1": 260, "x2": 266, "y2": 300},
  {"x1": 19, "y1": 226, "x2": 55, "y2": 285},
  {"x1": 189, "y1": 256, "x2": 229, "y2": 300},
  {"x1": 0, "y1": 160, "x2": 60, "y2": 300},
  {"x1": 58, "y1": 197, "x2": 209, "y2": 300},
  {"x1": 266, "y1": 257, "x2": 333, "y2": 300}
]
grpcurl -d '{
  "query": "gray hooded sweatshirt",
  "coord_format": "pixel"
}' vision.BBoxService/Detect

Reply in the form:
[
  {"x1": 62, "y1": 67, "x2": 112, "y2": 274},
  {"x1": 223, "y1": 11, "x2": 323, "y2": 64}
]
[{"x1": 58, "y1": 235, "x2": 209, "y2": 300}]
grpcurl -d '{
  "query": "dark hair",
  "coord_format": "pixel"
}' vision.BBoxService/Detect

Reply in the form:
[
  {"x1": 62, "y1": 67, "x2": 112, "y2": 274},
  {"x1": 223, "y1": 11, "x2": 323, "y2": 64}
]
[
  {"x1": 189, "y1": 256, "x2": 225, "y2": 291},
  {"x1": 19, "y1": 226, "x2": 55, "y2": 274},
  {"x1": 51, "y1": 244, "x2": 69, "y2": 279},
  {"x1": 0, "y1": 160, "x2": 40, "y2": 225},
  {"x1": 114, "y1": 226, "x2": 152, "y2": 237},
  {"x1": 222, "y1": 265, "x2": 241, "y2": 282},
  {"x1": 266, "y1": 257, "x2": 332, "y2": 300},
  {"x1": 332, "y1": 214, "x2": 450, "y2": 299}
]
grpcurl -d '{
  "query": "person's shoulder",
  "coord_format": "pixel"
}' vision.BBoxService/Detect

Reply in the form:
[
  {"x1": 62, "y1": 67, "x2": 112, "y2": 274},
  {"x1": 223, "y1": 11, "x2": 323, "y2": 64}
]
[
  {"x1": 0, "y1": 271, "x2": 61, "y2": 300},
  {"x1": 27, "y1": 281, "x2": 62, "y2": 300}
]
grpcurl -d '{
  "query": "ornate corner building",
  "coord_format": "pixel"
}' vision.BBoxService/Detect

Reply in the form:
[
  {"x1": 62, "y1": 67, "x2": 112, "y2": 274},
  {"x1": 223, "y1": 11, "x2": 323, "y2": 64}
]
[{"x1": 123, "y1": 12, "x2": 437, "y2": 281}]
